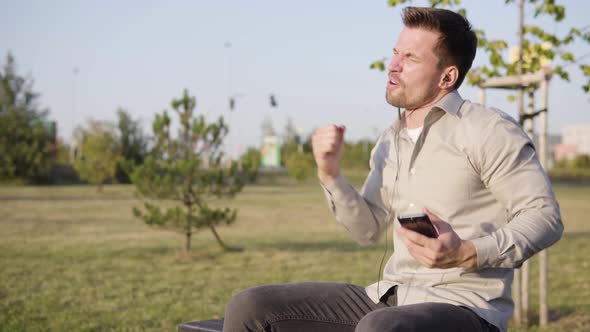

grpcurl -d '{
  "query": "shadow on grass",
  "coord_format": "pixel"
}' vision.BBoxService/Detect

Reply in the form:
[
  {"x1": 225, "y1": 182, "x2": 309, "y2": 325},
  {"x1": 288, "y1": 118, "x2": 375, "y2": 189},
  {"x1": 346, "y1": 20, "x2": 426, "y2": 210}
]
[
  {"x1": 548, "y1": 306, "x2": 578, "y2": 322},
  {"x1": 562, "y1": 230, "x2": 590, "y2": 239},
  {"x1": 509, "y1": 307, "x2": 584, "y2": 331},
  {"x1": 520, "y1": 306, "x2": 589, "y2": 328},
  {"x1": 105, "y1": 245, "x2": 234, "y2": 264},
  {"x1": 259, "y1": 239, "x2": 379, "y2": 253}
]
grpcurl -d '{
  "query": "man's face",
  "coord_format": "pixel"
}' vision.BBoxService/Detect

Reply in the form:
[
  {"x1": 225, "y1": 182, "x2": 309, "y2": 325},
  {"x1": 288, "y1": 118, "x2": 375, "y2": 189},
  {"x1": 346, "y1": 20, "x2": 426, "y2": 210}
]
[{"x1": 386, "y1": 27, "x2": 444, "y2": 110}]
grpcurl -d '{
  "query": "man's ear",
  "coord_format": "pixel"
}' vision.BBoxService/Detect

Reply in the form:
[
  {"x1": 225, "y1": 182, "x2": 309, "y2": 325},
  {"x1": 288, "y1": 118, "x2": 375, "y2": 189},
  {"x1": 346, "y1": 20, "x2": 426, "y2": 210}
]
[{"x1": 440, "y1": 66, "x2": 459, "y2": 89}]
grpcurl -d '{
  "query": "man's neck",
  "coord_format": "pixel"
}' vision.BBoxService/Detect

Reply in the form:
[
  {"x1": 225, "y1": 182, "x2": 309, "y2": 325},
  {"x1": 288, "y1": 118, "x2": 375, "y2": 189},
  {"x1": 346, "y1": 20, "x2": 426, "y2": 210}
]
[
  {"x1": 404, "y1": 109, "x2": 428, "y2": 129},
  {"x1": 404, "y1": 90, "x2": 450, "y2": 129}
]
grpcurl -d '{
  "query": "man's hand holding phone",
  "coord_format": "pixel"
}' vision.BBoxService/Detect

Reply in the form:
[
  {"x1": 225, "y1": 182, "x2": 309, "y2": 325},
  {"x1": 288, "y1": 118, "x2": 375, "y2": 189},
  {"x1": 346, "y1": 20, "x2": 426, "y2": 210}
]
[
  {"x1": 397, "y1": 208, "x2": 478, "y2": 269},
  {"x1": 397, "y1": 213, "x2": 439, "y2": 238}
]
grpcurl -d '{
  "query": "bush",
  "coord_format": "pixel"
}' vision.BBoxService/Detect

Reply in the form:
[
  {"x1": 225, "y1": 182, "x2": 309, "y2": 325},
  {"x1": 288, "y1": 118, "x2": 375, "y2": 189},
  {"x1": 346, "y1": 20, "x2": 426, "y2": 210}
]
[
  {"x1": 240, "y1": 148, "x2": 261, "y2": 182},
  {"x1": 285, "y1": 152, "x2": 315, "y2": 183}
]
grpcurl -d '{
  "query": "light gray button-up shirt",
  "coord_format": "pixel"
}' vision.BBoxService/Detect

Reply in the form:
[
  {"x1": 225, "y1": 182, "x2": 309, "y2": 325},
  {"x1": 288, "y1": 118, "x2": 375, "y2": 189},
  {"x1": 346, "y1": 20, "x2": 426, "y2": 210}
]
[{"x1": 322, "y1": 90, "x2": 563, "y2": 332}]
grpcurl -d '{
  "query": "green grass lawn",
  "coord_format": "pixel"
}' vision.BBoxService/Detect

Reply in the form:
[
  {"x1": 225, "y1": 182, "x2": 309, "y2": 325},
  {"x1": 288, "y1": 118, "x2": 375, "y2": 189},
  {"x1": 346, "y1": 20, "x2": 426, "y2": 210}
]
[{"x1": 0, "y1": 178, "x2": 588, "y2": 331}]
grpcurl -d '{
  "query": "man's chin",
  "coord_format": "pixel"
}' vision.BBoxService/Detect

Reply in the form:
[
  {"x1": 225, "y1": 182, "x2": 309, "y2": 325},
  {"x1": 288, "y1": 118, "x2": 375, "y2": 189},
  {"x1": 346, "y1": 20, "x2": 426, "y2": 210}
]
[{"x1": 386, "y1": 94, "x2": 404, "y2": 108}]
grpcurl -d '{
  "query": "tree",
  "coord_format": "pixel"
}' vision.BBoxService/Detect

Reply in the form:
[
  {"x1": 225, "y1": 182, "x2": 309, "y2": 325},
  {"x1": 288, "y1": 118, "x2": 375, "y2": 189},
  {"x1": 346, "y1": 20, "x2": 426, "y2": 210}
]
[
  {"x1": 73, "y1": 120, "x2": 121, "y2": 192},
  {"x1": 371, "y1": 0, "x2": 590, "y2": 123},
  {"x1": 572, "y1": 154, "x2": 590, "y2": 168},
  {"x1": 341, "y1": 140, "x2": 374, "y2": 170},
  {"x1": 0, "y1": 53, "x2": 54, "y2": 183},
  {"x1": 283, "y1": 117, "x2": 298, "y2": 144},
  {"x1": 285, "y1": 152, "x2": 315, "y2": 183},
  {"x1": 115, "y1": 108, "x2": 148, "y2": 183},
  {"x1": 240, "y1": 147, "x2": 262, "y2": 182},
  {"x1": 131, "y1": 90, "x2": 243, "y2": 252}
]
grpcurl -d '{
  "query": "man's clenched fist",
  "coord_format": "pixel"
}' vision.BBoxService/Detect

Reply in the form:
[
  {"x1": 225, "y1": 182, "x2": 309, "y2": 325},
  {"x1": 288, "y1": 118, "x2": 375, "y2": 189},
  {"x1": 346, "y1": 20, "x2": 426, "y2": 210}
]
[{"x1": 311, "y1": 125, "x2": 345, "y2": 185}]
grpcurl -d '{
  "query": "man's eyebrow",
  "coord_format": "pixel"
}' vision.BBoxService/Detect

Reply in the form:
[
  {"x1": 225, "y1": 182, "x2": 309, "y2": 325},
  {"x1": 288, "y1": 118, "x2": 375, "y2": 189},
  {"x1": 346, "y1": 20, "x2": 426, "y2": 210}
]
[{"x1": 394, "y1": 48, "x2": 420, "y2": 59}]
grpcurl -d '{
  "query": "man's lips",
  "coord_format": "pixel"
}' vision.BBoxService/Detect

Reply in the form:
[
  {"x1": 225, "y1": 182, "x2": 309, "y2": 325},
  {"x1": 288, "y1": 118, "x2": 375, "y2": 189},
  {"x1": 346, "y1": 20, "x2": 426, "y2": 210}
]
[{"x1": 387, "y1": 76, "x2": 400, "y2": 88}]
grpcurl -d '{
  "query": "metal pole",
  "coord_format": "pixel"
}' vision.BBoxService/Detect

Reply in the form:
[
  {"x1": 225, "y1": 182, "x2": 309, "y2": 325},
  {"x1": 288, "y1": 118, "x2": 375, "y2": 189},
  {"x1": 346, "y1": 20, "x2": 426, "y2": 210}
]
[
  {"x1": 513, "y1": 269, "x2": 522, "y2": 325},
  {"x1": 520, "y1": 89, "x2": 536, "y2": 327},
  {"x1": 479, "y1": 88, "x2": 486, "y2": 106},
  {"x1": 539, "y1": 76, "x2": 550, "y2": 327},
  {"x1": 514, "y1": 2, "x2": 525, "y2": 324}
]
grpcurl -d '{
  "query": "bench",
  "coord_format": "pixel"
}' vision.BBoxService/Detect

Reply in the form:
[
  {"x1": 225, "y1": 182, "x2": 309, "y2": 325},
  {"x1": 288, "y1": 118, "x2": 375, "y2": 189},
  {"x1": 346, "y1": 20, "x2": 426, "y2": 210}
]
[{"x1": 178, "y1": 319, "x2": 224, "y2": 332}]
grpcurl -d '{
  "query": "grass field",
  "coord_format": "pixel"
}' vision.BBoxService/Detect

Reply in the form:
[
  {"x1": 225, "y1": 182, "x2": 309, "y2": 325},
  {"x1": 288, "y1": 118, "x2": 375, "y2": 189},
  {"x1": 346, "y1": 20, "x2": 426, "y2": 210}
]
[{"x1": 0, "y1": 176, "x2": 589, "y2": 331}]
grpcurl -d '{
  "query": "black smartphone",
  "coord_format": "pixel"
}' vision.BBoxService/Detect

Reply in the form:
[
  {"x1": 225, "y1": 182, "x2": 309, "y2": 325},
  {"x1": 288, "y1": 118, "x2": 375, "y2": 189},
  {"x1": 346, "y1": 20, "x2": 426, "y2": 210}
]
[{"x1": 397, "y1": 213, "x2": 439, "y2": 238}]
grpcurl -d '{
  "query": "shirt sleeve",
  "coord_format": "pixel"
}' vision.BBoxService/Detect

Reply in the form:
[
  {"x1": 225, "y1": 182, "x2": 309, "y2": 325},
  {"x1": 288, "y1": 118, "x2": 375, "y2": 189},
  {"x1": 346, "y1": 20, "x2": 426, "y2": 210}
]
[
  {"x1": 320, "y1": 135, "x2": 391, "y2": 245},
  {"x1": 470, "y1": 112, "x2": 563, "y2": 269}
]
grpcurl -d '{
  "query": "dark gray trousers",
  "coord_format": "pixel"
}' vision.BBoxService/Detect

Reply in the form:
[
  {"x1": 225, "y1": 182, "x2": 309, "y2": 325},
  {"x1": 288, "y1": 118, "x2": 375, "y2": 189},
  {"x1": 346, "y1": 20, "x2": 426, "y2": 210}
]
[{"x1": 223, "y1": 282, "x2": 497, "y2": 332}]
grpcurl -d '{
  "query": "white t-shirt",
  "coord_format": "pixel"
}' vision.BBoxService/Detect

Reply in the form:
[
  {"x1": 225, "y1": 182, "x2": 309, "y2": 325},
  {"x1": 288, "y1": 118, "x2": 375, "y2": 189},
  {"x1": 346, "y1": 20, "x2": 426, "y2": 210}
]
[{"x1": 406, "y1": 126, "x2": 423, "y2": 143}]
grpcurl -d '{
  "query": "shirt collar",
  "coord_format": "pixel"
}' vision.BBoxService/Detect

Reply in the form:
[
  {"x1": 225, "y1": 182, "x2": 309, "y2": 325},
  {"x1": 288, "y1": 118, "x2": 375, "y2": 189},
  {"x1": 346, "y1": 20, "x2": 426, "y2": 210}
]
[
  {"x1": 435, "y1": 89, "x2": 464, "y2": 116},
  {"x1": 391, "y1": 90, "x2": 465, "y2": 132}
]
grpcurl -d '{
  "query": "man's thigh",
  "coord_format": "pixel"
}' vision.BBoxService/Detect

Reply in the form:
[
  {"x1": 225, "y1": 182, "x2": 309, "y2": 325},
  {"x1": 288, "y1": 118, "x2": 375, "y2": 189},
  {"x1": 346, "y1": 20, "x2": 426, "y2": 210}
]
[
  {"x1": 223, "y1": 282, "x2": 385, "y2": 332},
  {"x1": 355, "y1": 302, "x2": 496, "y2": 332}
]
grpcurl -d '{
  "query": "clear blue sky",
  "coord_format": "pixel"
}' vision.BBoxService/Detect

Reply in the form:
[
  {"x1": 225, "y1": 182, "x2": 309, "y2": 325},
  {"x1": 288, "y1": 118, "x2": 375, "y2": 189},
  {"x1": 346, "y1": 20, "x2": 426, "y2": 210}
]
[{"x1": 1, "y1": 0, "x2": 589, "y2": 157}]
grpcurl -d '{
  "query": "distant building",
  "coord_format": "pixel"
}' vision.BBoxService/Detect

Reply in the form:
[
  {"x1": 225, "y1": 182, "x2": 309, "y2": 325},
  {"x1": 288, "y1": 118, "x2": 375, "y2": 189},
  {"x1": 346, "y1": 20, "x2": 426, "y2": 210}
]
[
  {"x1": 554, "y1": 144, "x2": 577, "y2": 162},
  {"x1": 530, "y1": 133, "x2": 561, "y2": 169},
  {"x1": 554, "y1": 124, "x2": 590, "y2": 162},
  {"x1": 260, "y1": 135, "x2": 281, "y2": 168},
  {"x1": 562, "y1": 124, "x2": 590, "y2": 155}
]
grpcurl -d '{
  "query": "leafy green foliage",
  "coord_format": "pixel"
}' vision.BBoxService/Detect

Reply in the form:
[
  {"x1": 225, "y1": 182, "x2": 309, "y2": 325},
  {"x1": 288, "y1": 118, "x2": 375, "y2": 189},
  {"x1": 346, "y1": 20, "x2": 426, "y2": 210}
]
[
  {"x1": 572, "y1": 155, "x2": 590, "y2": 169},
  {"x1": 281, "y1": 128, "x2": 314, "y2": 182},
  {"x1": 283, "y1": 117, "x2": 299, "y2": 145},
  {"x1": 341, "y1": 140, "x2": 374, "y2": 170},
  {"x1": 0, "y1": 53, "x2": 54, "y2": 183},
  {"x1": 73, "y1": 121, "x2": 121, "y2": 191},
  {"x1": 582, "y1": 65, "x2": 590, "y2": 92},
  {"x1": 369, "y1": 59, "x2": 386, "y2": 71},
  {"x1": 281, "y1": 142, "x2": 301, "y2": 166},
  {"x1": 550, "y1": 154, "x2": 590, "y2": 180},
  {"x1": 285, "y1": 152, "x2": 315, "y2": 183},
  {"x1": 115, "y1": 108, "x2": 148, "y2": 183},
  {"x1": 131, "y1": 89, "x2": 243, "y2": 251},
  {"x1": 239, "y1": 148, "x2": 261, "y2": 182}
]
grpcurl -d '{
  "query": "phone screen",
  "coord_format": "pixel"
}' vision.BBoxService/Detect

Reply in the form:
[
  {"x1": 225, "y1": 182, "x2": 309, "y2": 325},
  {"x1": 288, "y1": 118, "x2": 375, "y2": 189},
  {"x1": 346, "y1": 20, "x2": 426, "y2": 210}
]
[{"x1": 397, "y1": 213, "x2": 439, "y2": 238}]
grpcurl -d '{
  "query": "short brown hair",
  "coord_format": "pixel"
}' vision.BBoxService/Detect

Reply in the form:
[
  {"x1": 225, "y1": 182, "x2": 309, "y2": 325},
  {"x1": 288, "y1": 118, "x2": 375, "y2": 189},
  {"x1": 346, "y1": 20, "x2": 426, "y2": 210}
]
[{"x1": 402, "y1": 7, "x2": 477, "y2": 89}]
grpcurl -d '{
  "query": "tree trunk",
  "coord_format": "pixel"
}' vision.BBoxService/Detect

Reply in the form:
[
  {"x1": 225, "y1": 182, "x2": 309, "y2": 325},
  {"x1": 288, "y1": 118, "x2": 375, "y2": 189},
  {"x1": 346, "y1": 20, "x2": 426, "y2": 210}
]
[
  {"x1": 513, "y1": 1, "x2": 525, "y2": 325},
  {"x1": 539, "y1": 76, "x2": 550, "y2": 328},
  {"x1": 185, "y1": 203, "x2": 192, "y2": 251},
  {"x1": 516, "y1": 0, "x2": 525, "y2": 125},
  {"x1": 209, "y1": 224, "x2": 241, "y2": 252},
  {"x1": 513, "y1": 268, "x2": 522, "y2": 325},
  {"x1": 185, "y1": 228, "x2": 191, "y2": 251}
]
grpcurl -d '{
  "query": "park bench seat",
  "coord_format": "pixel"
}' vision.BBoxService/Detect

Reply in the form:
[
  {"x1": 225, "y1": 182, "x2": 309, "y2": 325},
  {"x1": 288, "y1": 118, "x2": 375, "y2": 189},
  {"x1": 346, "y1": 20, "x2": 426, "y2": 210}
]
[{"x1": 178, "y1": 319, "x2": 224, "y2": 332}]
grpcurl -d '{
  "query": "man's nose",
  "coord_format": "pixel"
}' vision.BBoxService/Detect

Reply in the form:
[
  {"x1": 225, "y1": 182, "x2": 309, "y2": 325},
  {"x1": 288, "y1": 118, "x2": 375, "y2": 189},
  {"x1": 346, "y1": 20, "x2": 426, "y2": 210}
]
[{"x1": 388, "y1": 55, "x2": 402, "y2": 73}]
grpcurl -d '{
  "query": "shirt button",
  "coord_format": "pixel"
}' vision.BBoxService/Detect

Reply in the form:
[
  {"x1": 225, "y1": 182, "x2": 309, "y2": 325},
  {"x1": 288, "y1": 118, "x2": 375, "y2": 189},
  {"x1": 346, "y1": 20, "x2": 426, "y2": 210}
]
[{"x1": 410, "y1": 168, "x2": 416, "y2": 175}]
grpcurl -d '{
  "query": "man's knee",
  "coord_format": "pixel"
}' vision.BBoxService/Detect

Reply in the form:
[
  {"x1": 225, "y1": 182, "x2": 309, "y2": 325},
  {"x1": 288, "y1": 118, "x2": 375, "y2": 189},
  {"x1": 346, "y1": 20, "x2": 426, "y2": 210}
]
[
  {"x1": 224, "y1": 285, "x2": 276, "y2": 332},
  {"x1": 355, "y1": 308, "x2": 410, "y2": 332}
]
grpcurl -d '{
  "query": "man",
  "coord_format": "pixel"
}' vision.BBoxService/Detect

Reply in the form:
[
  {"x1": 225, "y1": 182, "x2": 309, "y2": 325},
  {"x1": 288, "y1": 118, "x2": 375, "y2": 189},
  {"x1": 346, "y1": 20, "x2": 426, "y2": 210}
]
[{"x1": 223, "y1": 7, "x2": 562, "y2": 332}]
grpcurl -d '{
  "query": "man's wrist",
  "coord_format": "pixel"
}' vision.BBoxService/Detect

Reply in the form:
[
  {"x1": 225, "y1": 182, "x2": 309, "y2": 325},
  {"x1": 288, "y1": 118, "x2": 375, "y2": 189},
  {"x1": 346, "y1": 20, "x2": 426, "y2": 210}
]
[{"x1": 459, "y1": 240, "x2": 478, "y2": 269}]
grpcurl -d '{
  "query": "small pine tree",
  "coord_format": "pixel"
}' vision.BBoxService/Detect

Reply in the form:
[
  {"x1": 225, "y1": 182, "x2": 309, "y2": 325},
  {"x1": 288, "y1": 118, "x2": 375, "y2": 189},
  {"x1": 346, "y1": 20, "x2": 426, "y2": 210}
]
[{"x1": 132, "y1": 90, "x2": 243, "y2": 252}]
